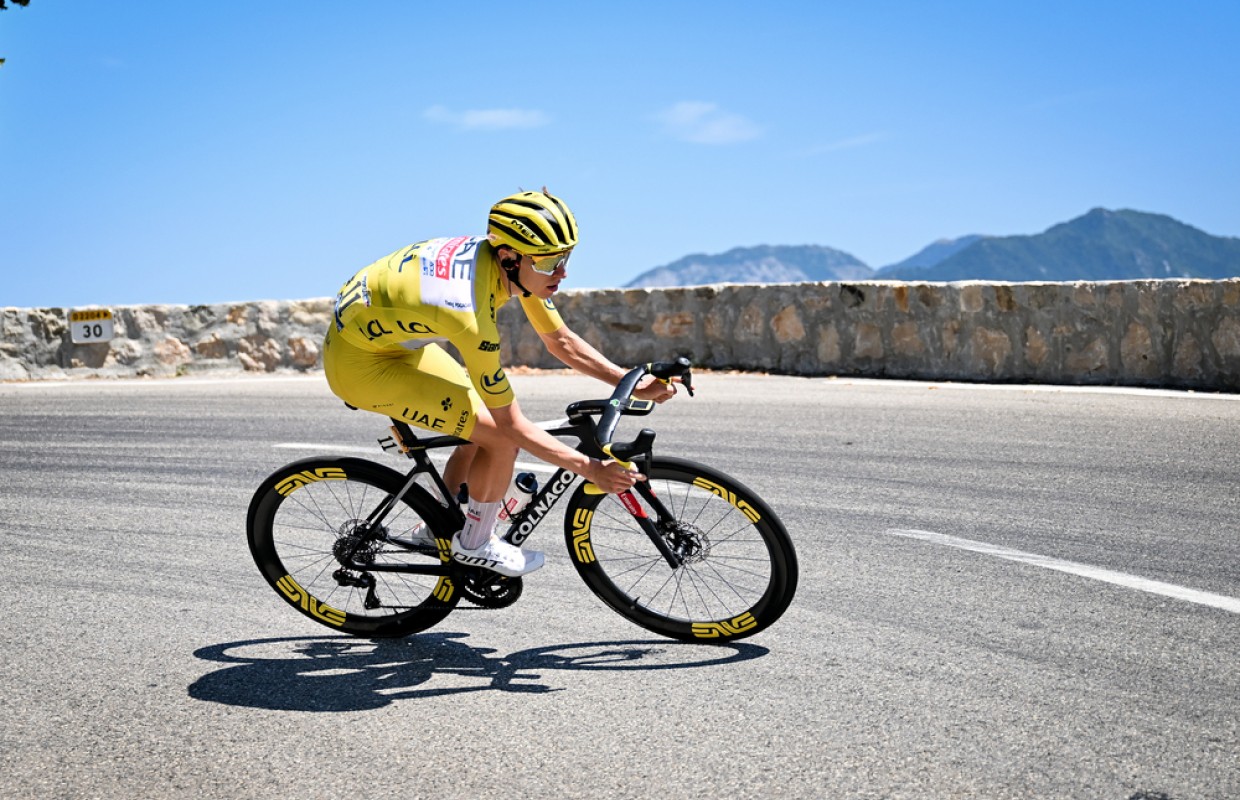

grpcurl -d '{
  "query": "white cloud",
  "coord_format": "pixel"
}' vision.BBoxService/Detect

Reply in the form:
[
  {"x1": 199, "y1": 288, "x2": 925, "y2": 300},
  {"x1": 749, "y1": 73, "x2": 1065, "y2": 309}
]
[
  {"x1": 796, "y1": 132, "x2": 890, "y2": 157},
  {"x1": 423, "y1": 105, "x2": 551, "y2": 131},
  {"x1": 656, "y1": 101, "x2": 763, "y2": 145}
]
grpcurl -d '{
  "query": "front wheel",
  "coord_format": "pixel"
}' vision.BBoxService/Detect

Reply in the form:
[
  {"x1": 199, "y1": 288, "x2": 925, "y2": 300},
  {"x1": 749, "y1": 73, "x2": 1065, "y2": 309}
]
[{"x1": 563, "y1": 457, "x2": 798, "y2": 642}]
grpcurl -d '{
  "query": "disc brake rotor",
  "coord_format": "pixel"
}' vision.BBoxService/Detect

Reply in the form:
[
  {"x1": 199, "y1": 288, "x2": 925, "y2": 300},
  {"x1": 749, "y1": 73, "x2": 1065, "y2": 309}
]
[{"x1": 666, "y1": 522, "x2": 711, "y2": 564}]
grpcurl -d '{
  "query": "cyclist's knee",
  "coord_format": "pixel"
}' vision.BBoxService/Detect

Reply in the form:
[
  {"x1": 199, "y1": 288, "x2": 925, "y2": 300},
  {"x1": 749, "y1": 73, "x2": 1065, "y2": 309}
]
[{"x1": 467, "y1": 416, "x2": 519, "y2": 460}]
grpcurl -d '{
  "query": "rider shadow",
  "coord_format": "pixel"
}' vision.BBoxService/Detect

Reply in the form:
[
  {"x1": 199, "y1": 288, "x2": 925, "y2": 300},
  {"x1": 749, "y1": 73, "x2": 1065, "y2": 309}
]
[{"x1": 189, "y1": 632, "x2": 768, "y2": 712}]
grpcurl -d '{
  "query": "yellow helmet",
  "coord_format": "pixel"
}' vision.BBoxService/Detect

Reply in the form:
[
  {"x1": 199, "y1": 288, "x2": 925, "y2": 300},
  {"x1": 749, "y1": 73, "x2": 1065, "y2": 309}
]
[{"x1": 487, "y1": 190, "x2": 579, "y2": 255}]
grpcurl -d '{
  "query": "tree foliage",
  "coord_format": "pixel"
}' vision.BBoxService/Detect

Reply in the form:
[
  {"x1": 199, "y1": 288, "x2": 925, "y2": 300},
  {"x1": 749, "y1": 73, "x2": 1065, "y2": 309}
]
[{"x1": 1, "y1": 0, "x2": 31, "y2": 66}]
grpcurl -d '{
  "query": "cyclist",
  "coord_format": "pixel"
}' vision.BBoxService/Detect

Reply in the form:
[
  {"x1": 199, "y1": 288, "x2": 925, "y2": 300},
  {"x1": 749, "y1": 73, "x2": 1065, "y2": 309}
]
[{"x1": 323, "y1": 189, "x2": 676, "y2": 577}]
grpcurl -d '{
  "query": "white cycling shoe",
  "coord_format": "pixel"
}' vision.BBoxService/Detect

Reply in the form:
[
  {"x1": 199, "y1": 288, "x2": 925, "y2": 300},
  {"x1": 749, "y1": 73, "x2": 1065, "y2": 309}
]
[{"x1": 451, "y1": 535, "x2": 545, "y2": 577}]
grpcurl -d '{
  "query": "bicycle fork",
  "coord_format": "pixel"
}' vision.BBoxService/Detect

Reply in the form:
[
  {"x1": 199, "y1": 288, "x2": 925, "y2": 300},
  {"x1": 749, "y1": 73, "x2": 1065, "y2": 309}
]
[{"x1": 620, "y1": 480, "x2": 685, "y2": 570}]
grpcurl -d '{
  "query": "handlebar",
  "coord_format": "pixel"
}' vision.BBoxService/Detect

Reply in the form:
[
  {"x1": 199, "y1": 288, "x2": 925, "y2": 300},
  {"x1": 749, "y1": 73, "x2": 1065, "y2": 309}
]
[
  {"x1": 594, "y1": 357, "x2": 694, "y2": 458},
  {"x1": 386, "y1": 357, "x2": 694, "y2": 467}
]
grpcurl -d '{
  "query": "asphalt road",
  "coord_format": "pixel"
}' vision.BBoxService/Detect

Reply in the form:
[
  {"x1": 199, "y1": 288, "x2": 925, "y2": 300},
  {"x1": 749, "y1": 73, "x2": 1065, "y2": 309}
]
[{"x1": 1, "y1": 372, "x2": 1238, "y2": 799}]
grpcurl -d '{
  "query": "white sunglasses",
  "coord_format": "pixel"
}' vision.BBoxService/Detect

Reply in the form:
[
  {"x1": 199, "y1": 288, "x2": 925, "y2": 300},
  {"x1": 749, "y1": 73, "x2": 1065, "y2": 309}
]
[{"x1": 529, "y1": 250, "x2": 572, "y2": 275}]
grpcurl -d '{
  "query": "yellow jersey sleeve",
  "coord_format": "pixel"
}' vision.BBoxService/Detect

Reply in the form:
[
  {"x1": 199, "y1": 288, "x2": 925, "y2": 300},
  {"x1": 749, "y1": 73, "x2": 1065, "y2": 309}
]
[
  {"x1": 520, "y1": 294, "x2": 565, "y2": 334},
  {"x1": 447, "y1": 256, "x2": 515, "y2": 409}
]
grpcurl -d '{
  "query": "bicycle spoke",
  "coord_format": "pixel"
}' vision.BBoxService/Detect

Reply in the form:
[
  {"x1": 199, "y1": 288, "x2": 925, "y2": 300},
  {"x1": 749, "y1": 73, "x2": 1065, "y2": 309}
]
[{"x1": 566, "y1": 458, "x2": 796, "y2": 641}]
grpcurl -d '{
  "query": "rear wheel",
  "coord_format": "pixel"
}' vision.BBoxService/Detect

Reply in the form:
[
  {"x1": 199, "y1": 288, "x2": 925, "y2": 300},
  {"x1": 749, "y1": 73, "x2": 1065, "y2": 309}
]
[
  {"x1": 563, "y1": 457, "x2": 797, "y2": 642},
  {"x1": 247, "y1": 457, "x2": 460, "y2": 638}
]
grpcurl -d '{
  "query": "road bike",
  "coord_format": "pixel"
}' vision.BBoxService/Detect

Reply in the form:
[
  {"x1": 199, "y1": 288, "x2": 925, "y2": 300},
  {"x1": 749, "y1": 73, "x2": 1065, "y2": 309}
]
[{"x1": 246, "y1": 358, "x2": 798, "y2": 643}]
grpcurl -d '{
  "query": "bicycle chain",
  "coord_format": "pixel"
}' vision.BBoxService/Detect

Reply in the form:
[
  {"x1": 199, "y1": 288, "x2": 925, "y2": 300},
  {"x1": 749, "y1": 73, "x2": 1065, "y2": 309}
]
[{"x1": 366, "y1": 548, "x2": 522, "y2": 610}]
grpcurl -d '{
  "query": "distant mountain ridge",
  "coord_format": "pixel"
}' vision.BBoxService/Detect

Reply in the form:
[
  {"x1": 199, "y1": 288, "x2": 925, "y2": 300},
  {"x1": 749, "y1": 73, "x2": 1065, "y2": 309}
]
[
  {"x1": 880, "y1": 235, "x2": 987, "y2": 274},
  {"x1": 623, "y1": 209, "x2": 1240, "y2": 287},
  {"x1": 878, "y1": 209, "x2": 1240, "y2": 282},
  {"x1": 624, "y1": 244, "x2": 873, "y2": 288}
]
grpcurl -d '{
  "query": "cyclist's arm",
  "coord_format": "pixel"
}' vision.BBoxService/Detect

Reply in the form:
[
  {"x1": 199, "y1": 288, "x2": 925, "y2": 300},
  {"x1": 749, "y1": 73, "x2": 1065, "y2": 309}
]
[
  {"x1": 539, "y1": 325, "x2": 626, "y2": 384},
  {"x1": 539, "y1": 326, "x2": 677, "y2": 402},
  {"x1": 518, "y1": 294, "x2": 626, "y2": 386},
  {"x1": 486, "y1": 400, "x2": 639, "y2": 493}
]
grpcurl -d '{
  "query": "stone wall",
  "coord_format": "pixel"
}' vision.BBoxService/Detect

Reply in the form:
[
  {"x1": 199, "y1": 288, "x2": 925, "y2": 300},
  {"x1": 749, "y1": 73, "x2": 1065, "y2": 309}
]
[
  {"x1": 0, "y1": 299, "x2": 333, "y2": 381},
  {"x1": 499, "y1": 280, "x2": 1240, "y2": 391},
  {"x1": 4, "y1": 280, "x2": 1239, "y2": 391}
]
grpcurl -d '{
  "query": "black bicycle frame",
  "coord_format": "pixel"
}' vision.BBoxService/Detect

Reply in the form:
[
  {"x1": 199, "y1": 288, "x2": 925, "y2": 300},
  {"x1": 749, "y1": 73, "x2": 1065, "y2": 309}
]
[{"x1": 339, "y1": 412, "x2": 684, "y2": 575}]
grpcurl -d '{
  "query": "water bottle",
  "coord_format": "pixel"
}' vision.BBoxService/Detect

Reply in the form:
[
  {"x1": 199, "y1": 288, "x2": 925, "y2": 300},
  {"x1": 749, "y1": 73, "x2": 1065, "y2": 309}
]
[{"x1": 498, "y1": 471, "x2": 539, "y2": 522}]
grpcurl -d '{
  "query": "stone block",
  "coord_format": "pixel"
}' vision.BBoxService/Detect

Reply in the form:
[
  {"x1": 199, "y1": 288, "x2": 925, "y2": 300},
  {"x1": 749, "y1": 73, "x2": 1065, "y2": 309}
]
[
  {"x1": 238, "y1": 336, "x2": 283, "y2": 372},
  {"x1": 652, "y1": 311, "x2": 696, "y2": 339},
  {"x1": 855, "y1": 323, "x2": 884, "y2": 360},
  {"x1": 195, "y1": 333, "x2": 229, "y2": 359},
  {"x1": 154, "y1": 337, "x2": 192, "y2": 367},
  {"x1": 1064, "y1": 336, "x2": 1109, "y2": 377},
  {"x1": 1212, "y1": 317, "x2": 1240, "y2": 361},
  {"x1": 959, "y1": 284, "x2": 985, "y2": 313},
  {"x1": 1025, "y1": 326, "x2": 1049, "y2": 368},
  {"x1": 1120, "y1": 323, "x2": 1159, "y2": 380},
  {"x1": 771, "y1": 306, "x2": 805, "y2": 344},
  {"x1": 817, "y1": 325, "x2": 841, "y2": 365},
  {"x1": 891, "y1": 321, "x2": 926, "y2": 358},
  {"x1": 971, "y1": 327, "x2": 1012, "y2": 375},
  {"x1": 288, "y1": 336, "x2": 321, "y2": 369}
]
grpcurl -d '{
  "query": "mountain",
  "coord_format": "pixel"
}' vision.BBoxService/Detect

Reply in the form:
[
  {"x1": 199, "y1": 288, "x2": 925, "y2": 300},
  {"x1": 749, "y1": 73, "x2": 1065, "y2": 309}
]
[
  {"x1": 620, "y1": 209, "x2": 1240, "y2": 287},
  {"x1": 624, "y1": 244, "x2": 873, "y2": 288},
  {"x1": 876, "y1": 208, "x2": 1240, "y2": 282},
  {"x1": 879, "y1": 235, "x2": 987, "y2": 273}
]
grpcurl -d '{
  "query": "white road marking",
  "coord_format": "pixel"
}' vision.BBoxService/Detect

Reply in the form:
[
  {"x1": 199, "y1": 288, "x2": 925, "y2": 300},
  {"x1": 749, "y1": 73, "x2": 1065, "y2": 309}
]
[
  {"x1": 7, "y1": 374, "x2": 324, "y2": 390},
  {"x1": 816, "y1": 377, "x2": 1240, "y2": 401},
  {"x1": 273, "y1": 442, "x2": 382, "y2": 455},
  {"x1": 887, "y1": 528, "x2": 1240, "y2": 615}
]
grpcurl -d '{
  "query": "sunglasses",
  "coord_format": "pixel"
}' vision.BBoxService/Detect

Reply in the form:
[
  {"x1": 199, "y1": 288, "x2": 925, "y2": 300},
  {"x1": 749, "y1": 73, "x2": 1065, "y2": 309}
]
[{"x1": 529, "y1": 250, "x2": 572, "y2": 275}]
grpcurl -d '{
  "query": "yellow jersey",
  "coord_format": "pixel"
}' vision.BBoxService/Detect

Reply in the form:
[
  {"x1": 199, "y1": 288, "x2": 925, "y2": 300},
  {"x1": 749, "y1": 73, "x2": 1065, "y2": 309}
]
[{"x1": 331, "y1": 236, "x2": 564, "y2": 408}]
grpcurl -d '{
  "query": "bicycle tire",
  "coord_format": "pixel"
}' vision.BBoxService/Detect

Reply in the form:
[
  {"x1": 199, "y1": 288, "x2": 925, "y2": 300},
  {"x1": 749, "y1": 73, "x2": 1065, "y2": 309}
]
[
  {"x1": 563, "y1": 456, "x2": 797, "y2": 642},
  {"x1": 247, "y1": 456, "x2": 460, "y2": 638}
]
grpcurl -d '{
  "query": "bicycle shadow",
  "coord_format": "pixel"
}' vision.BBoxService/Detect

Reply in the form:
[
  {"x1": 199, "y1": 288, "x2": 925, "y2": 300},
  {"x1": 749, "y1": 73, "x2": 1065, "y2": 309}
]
[{"x1": 189, "y1": 633, "x2": 768, "y2": 712}]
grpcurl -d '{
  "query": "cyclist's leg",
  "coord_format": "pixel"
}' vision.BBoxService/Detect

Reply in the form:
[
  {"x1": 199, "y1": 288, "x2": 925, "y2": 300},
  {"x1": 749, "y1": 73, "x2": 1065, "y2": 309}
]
[
  {"x1": 324, "y1": 329, "x2": 518, "y2": 509},
  {"x1": 406, "y1": 343, "x2": 519, "y2": 505},
  {"x1": 324, "y1": 331, "x2": 535, "y2": 574},
  {"x1": 324, "y1": 329, "x2": 478, "y2": 439},
  {"x1": 447, "y1": 409, "x2": 545, "y2": 575},
  {"x1": 442, "y1": 444, "x2": 475, "y2": 503}
]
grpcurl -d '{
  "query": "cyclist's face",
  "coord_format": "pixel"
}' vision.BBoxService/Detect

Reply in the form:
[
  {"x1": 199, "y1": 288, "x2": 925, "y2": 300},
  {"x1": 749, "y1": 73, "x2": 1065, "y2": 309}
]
[{"x1": 519, "y1": 253, "x2": 569, "y2": 298}]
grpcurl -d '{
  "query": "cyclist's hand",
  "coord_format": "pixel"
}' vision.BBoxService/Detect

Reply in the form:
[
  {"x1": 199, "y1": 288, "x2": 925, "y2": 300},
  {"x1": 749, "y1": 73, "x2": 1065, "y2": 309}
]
[
  {"x1": 588, "y1": 459, "x2": 645, "y2": 494},
  {"x1": 633, "y1": 375, "x2": 677, "y2": 404}
]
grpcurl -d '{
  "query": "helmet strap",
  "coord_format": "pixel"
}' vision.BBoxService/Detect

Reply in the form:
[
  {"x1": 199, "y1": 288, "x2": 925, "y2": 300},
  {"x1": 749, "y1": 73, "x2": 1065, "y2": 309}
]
[
  {"x1": 505, "y1": 266, "x2": 533, "y2": 298},
  {"x1": 497, "y1": 248, "x2": 533, "y2": 298}
]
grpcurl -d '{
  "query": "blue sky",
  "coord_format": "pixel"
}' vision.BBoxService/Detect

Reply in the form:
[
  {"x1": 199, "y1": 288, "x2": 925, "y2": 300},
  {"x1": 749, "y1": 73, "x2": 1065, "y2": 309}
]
[{"x1": 2, "y1": 1, "x2": 1238, "y2": 308}]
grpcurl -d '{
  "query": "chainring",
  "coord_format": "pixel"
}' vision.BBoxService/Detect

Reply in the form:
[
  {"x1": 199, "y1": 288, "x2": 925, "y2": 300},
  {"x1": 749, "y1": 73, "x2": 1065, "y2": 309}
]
[{"x1": 458, "y1": 570, "x2": 524, "y2": 609}]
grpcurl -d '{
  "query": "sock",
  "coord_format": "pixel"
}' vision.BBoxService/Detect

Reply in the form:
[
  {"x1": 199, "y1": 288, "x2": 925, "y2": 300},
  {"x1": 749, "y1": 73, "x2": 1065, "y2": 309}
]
[{"x1": 458, "y1": 500, "x2": 503, "y2": 550}]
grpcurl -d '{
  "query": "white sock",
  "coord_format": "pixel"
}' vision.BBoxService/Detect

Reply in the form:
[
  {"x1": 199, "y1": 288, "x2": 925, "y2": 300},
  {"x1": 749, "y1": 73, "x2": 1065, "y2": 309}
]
[{"x1": 458, "y1": 500, "x2": 503, "y2": 550}]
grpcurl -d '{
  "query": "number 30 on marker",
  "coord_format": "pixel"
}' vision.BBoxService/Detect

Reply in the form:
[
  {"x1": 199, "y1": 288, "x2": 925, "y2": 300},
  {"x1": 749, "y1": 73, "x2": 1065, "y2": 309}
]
[{"x1": 70, "y1": 309, "x2": 115, "y2": 344}]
